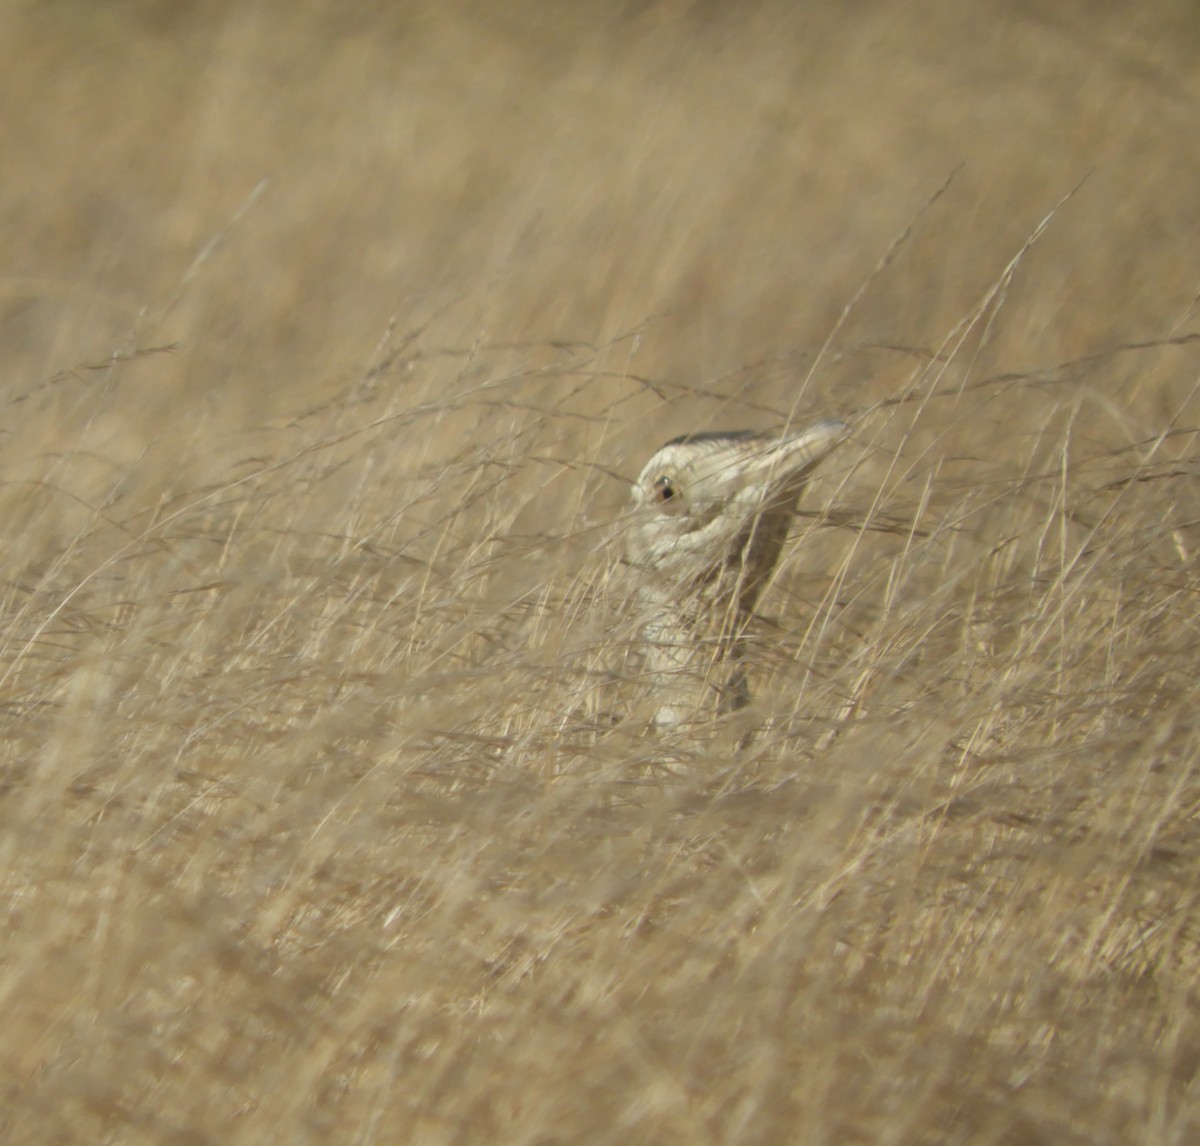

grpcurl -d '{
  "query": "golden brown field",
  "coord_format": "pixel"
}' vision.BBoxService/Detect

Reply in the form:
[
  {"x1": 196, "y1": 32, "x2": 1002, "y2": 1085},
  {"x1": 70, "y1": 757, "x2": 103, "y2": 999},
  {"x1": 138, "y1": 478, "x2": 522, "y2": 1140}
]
[{"x1": 3, "y1": 1, "x2": 1200, "y2": 1141}]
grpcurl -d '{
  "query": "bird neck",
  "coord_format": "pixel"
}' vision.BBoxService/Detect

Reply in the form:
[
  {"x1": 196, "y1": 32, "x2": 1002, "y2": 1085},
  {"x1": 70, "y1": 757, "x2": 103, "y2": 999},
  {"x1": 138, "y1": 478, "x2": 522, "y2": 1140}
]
[{"x1": 641, "y1": 598, "x2": 752, "y2": 731}]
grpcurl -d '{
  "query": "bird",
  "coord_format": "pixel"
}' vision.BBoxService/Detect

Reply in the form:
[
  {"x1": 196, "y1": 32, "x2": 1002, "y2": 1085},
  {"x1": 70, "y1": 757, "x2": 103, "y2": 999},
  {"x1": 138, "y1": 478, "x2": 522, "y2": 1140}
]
[{"x1": 625, "y1": 419, "x2": 847, "y2": 732}]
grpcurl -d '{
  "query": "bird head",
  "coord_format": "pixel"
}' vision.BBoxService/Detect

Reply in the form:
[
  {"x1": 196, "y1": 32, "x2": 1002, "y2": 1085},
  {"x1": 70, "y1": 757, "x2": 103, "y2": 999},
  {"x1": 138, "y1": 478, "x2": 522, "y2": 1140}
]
[{"x1": 625, "y1": 419, "x2": 847, "y2": 586}]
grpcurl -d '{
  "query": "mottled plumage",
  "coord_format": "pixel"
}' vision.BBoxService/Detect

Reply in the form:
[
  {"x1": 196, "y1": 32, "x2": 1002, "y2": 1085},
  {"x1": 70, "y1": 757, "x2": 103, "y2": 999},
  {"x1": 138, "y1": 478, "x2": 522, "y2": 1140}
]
[{"x1": 626, "y1": 419, "x2": 846, "y2": 730}]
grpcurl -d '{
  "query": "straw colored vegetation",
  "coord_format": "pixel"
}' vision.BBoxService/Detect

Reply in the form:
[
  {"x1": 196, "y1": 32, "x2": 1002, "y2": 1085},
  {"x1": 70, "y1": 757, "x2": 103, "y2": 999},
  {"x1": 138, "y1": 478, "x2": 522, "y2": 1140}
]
[{"x1": 3, "y1": 1, "x2": 1200, "y2": 1141}]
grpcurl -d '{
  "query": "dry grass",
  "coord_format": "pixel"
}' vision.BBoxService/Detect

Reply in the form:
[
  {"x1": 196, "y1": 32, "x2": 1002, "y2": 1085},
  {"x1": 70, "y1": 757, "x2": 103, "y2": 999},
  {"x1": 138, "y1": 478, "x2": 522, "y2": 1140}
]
[{"x1": 3, "y1": 1, "x2": 1200, "y2": 1141}]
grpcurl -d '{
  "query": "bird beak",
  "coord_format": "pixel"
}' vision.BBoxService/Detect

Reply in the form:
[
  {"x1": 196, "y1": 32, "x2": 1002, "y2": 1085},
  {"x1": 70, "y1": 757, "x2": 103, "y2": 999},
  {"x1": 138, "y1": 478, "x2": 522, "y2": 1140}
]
[{"x1": 735, "y1": 419, "x2": 848, "y2": 498}]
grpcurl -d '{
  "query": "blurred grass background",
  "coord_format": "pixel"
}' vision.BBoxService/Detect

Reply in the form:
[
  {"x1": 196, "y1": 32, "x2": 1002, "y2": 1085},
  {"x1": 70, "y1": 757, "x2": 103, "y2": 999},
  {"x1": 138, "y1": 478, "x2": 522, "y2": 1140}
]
[{"x1": 3, "y1": 1, "x2": 1200, "y2": 1141}]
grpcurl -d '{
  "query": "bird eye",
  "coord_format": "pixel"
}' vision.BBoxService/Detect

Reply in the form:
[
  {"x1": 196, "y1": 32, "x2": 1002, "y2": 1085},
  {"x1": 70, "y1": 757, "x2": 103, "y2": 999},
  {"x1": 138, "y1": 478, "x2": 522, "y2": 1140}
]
[{"x1": 651, "y1": 475, "x2": 686, "y2": 514}]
